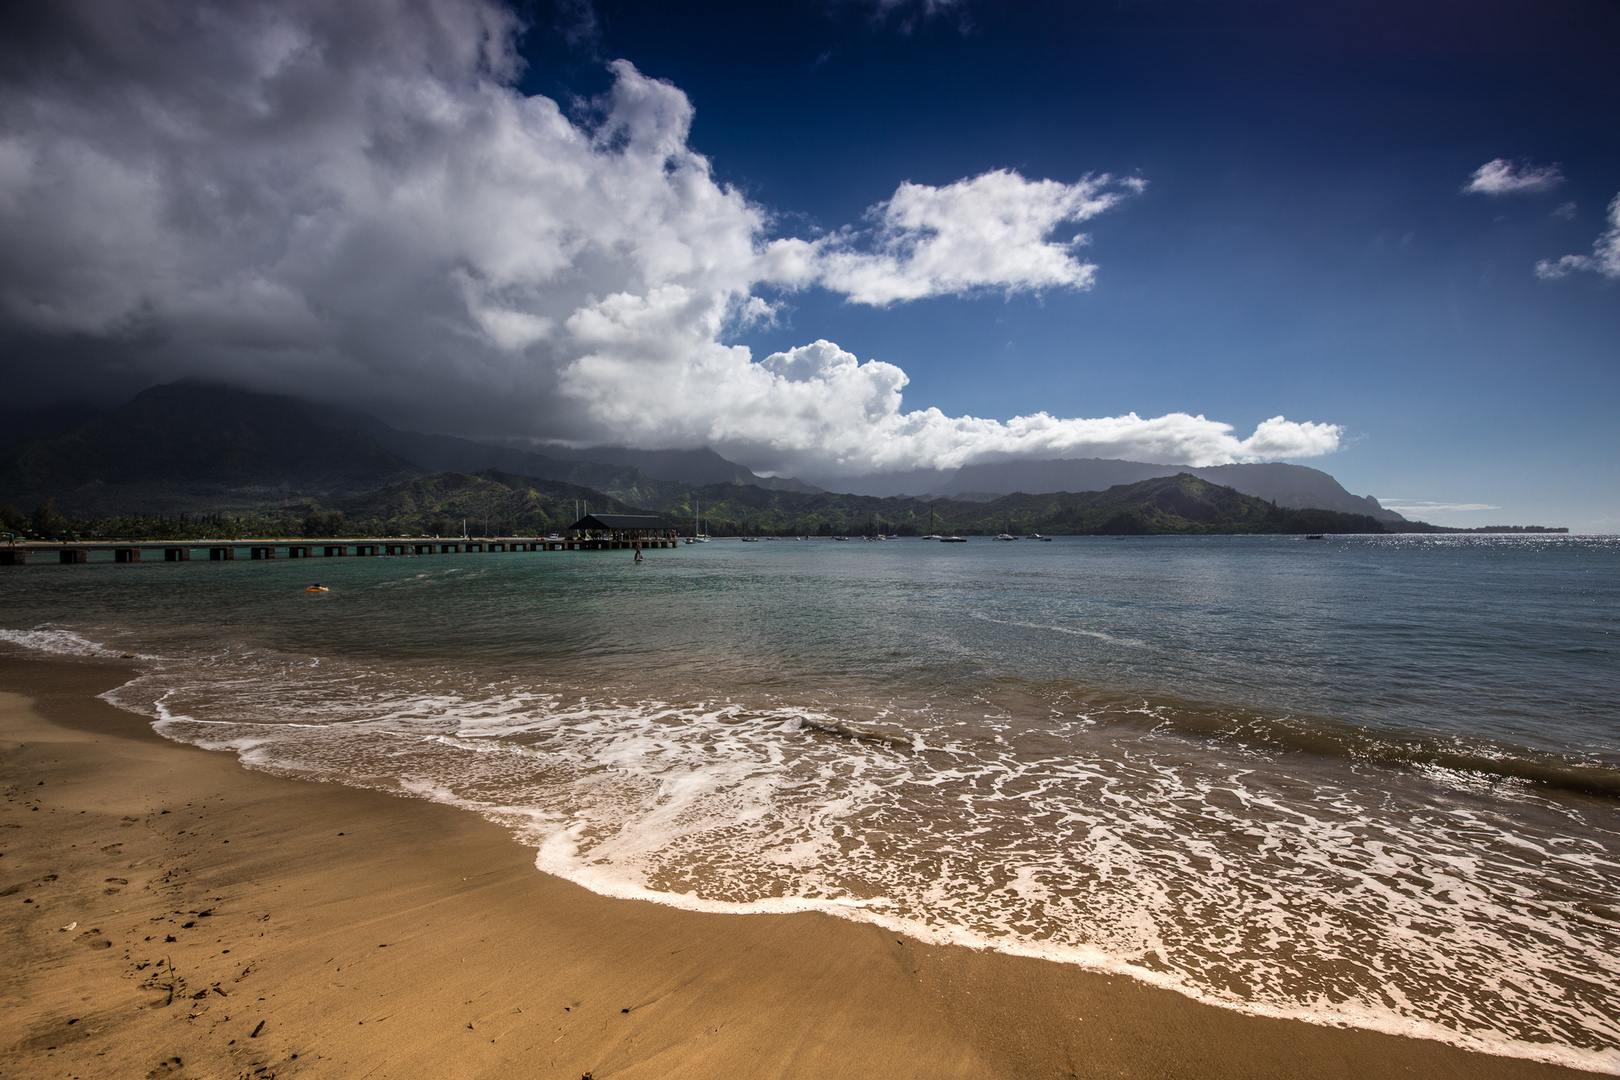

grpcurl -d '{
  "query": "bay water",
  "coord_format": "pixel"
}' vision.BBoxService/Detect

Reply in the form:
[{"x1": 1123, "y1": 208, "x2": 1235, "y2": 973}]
[{"x1": 2, "y1": 534, "x2": 1616, "y2": 1070}]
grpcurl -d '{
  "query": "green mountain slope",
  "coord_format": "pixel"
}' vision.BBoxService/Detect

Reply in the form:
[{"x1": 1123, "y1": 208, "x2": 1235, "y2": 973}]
[
  {"x1": 2, "y1": 467, "x2": 1476, "y2": 540},
  {"x1": 928, "y1": 458, "x2": 1408, "y2": 523},
  {"x1": 328, "y1": 470, "x2": 635, "y2": 535},
  {"x1": 281, "y1": 470, "x2": 1385, "y2": 537},
  {"x1": 0, "y1": 385, "x2": 1498, "y2": 537},
  {"x1": 634, "y1": 473, "x2": 1386, "y2": 536},
  {"x1": 1021, "y1": 473, "x2": 1384, "y2": 534},
  {"x1": 307, "y1": 406, "x2": 705, "y2": 504}
]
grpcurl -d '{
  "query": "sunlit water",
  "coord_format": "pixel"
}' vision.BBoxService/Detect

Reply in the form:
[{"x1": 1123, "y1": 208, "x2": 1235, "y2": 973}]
[{"x1": 3, "y1": 534, "x2": 1617, "y2": 1071}]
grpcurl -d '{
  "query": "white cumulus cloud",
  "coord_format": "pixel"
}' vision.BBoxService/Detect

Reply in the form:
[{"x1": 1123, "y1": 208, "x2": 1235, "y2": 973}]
[
  {"x1": 0, "y1": 0, "x2": 1342, "y2": 479},
  {"x1": 760, "y1": 169, "x2": 1141, "y2": 306},
  {"x1": 1463, "y1": 158, "x2": 1564, "y2": 195},
  {"x1": 561, "y1": 338, "x2": 1341, "y2": 475},
  {"x1": 1535, "y1": 193, "x2": 1620, "y2": 281}
]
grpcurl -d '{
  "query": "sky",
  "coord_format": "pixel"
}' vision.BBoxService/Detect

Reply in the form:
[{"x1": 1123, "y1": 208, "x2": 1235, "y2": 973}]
[{"x1": 0, "y1": 0, "x2": 1616, "y2": 528}]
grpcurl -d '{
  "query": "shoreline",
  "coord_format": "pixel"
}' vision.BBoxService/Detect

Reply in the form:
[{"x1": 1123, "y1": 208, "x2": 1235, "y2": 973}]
[{"x1": 0, "y1": 653, "x2": 1609, "y2": 1079}]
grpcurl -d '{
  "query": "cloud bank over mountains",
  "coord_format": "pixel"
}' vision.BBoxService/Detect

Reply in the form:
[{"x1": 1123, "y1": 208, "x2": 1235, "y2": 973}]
[{"x1": 0, "y1": 0, "x2": 1342, "y2": 477}]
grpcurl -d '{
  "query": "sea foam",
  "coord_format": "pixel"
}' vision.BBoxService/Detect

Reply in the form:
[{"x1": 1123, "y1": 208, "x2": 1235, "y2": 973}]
[
  {"x1": 6, "y1": 534, "x2": 1618, "y2": 1075},
  {"x1": 75, "y1": 638, "x2": 1618, "y2": 1075}
]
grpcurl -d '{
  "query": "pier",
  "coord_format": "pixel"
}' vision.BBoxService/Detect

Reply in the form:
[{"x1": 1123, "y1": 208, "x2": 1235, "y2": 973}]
[{"x1": 0, "y1": 516, "x2": 681, "y2": 565}]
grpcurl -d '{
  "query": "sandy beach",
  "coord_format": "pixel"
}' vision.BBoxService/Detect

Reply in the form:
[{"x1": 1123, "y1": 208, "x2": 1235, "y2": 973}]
[{"x1": 0, "y1": 654, "x2": 1606, "y2": 1080}]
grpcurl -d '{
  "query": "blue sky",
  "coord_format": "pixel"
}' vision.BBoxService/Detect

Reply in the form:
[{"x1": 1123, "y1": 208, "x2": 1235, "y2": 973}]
[
  {"x1": 519, "y1": 0, "x2": 1620, "y2": 528},
  {"x1": 0, "y1": 0, "x2": 1615, "y2": 528}
]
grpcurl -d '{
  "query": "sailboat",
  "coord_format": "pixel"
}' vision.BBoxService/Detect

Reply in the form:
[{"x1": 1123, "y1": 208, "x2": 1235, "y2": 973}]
[
  {"x1": 995, "y1": 513, "x2": 1018, "y2": 540},
  {"x1": 687, "y1": 499, "x2": 709, "y2": 542},
  {"x1": 922, "y1": 503, "x2": 943, "y2": 541}
]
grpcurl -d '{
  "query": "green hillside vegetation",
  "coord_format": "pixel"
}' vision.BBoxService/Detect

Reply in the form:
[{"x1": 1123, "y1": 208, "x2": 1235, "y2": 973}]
[
  {"x1": 328, "y1": 470, "x2": 635, "y2": 536},
  {"x1": 0, "y1": 470, "x2": 635, "y2": 541},
  {"x1": 648, "y1": 472, "x2": 1387, "y2": 536},
  {"x1": 3, "y1": 386, "x2": 1566, "y2": 538},
  {"x1": 3, "y1": 471, "x2": 1393, "y2": 540},
  {"x1": 1025, "y1": 474, "x2": 1388, "y2": 535},
  {"x1": 539, "y1": 463, "x2": 687, "y2": 511}
]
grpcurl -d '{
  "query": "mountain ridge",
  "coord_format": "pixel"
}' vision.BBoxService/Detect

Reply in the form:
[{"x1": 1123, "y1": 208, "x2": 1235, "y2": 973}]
[
  {"x1": 0, "y1": 383, "x2": 813, "y2": 516},
  {"x1": 308, "y1": 403, "x2": 821, "y2": 496},
  {"x1": 0, "y1": 383, "x2": 1418, "y2": 532},
  {"x1": 822, "y1": 457, "x2": 1406, "y2": 522},
  {"x1": 6, "y1": 469, "x2": 1398, "y2": 539}
]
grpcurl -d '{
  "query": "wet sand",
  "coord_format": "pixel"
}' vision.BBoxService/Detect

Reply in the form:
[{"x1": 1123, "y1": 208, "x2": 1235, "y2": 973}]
[{"x1": 0, "y1": 654, "x2": 1606, "y2": 1080}]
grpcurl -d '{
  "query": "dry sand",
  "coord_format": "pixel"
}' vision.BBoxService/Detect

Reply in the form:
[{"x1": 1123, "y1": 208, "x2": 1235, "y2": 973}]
[{"x1": 0, "y1": 654, "x2": 1605, "y2": 1080}]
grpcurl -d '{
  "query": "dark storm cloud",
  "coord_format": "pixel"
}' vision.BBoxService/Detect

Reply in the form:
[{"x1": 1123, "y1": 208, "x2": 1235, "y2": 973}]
[{"x1": 0, "y1": 0, "x2": 1340, "y2": 473}]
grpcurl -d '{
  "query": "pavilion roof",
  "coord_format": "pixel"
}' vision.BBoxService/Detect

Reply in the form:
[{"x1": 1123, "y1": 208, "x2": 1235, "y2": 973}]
[{"x1": 569, "y1": 513, "x2": 670, "y2": 532}]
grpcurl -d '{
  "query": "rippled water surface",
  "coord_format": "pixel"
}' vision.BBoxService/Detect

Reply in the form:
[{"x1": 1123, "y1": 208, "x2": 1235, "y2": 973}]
[{"x1": 3, "y1": 534, "x2": 1617, "y2": 1071}]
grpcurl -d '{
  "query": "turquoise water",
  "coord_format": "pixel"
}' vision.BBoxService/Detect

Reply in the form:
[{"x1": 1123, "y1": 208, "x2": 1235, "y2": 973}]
[{"x1": 3, "y1": 534, "x2": 1617, "y2": 1069}]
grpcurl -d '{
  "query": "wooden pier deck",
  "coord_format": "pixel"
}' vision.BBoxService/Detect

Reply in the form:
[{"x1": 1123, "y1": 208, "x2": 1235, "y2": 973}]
[{"x1": 0, "y1": 535, "x2": 679, "y2": 566}]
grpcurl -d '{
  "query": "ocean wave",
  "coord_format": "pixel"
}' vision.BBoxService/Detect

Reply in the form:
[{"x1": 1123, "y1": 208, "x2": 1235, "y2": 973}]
[
  {"x1": 7, "y1": 577, "x2": 1612, "y2": 1076},
  {"x1": 0, "y1": 626, "x2": 145, "y2": 659},
  {"x1": 1116, "y1": 701, "x2": 1620, "y2": 799},
  {"x1": 104, "y1": 645, "x2": 1620, "y2": 1073}
]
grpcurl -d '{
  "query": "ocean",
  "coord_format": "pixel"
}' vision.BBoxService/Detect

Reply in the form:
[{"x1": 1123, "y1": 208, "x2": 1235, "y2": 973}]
[{"x1": 3, "y1": 533, "x2": 1616, "y2": 1071}]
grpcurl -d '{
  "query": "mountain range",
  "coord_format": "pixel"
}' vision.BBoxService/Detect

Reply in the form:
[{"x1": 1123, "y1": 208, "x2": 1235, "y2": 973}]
[
  {"x1": 818, "y1": 458, "x2": 1405, "y2": 523},
  {"x1": 311, "y1": 469, "x2": 1390, "y2": 539},
  {"x1": 1, "y1": 383, "x2": 1407, "y2": 528}
]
